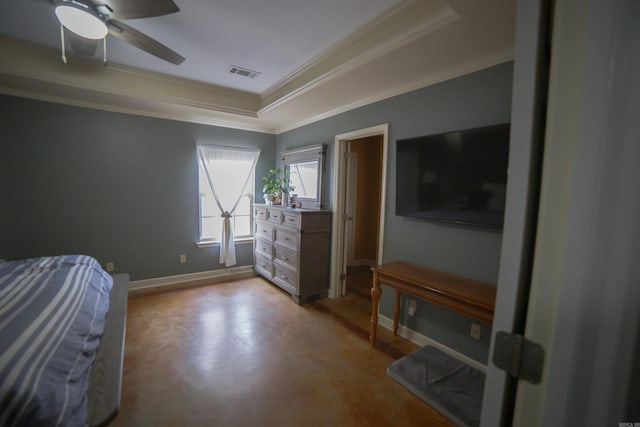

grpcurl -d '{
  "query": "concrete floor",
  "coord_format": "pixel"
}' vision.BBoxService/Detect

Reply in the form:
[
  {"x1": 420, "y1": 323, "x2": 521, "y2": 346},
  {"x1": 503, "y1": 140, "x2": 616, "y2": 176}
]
[{"x1": 111, "y1": 276, "x2": 454, "y2": 426}]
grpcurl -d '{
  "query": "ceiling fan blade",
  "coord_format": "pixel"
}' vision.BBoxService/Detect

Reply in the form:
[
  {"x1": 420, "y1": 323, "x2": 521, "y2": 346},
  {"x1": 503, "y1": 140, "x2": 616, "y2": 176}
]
[
  {"x1": 107, "y1": 20, "x2": 185, "y2": 65},
  {"x1": 68, "y1": 32, "x2": 99, "y2": 56},
  {"x1": 90, "y1": 0, "x2": 179, "y2": 19}
]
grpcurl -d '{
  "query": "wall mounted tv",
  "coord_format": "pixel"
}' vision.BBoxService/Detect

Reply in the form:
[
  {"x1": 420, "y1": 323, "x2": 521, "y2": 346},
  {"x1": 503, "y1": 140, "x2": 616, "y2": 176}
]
[{"x1": 396, "y1": 123, "x2": 510, "y2": 229}]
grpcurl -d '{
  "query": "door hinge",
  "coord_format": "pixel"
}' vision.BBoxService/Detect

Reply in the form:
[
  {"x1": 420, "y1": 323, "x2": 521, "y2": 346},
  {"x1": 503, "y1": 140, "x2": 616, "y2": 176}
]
[
  {"x1": 493, "y1": 331, "x2": 545, "y2": 384},
  {"x1": 340, "y1": 273, "x2": 346, "y2": 281}
]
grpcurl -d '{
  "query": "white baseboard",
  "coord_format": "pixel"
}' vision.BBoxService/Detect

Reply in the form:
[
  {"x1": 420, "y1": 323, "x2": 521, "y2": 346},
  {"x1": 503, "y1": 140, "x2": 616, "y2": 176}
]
[
  {"x1": 129, "y1": 265, "x2": 255, "y2": 291},
  {"x1": 378, "y1": 314, "x2": 486, "y2": 372}
]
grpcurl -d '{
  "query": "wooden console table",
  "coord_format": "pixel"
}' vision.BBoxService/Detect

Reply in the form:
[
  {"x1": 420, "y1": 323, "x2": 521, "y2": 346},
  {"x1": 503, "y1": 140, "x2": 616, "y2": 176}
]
[{"x1": 370, "y1": 261, "x2": 496, "y2": 347}]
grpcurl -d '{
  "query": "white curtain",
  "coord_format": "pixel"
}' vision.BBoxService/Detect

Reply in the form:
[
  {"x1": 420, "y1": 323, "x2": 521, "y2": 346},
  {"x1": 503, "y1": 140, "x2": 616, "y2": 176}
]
[{"x1": 198, "y1": 145, "x2": 260, "y2": 267}]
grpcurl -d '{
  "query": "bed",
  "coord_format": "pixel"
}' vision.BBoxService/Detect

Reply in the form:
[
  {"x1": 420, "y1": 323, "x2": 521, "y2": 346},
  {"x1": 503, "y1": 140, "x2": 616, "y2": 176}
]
[{"x1": 0, "y1": 255, "x2": 128, "y2": 427}]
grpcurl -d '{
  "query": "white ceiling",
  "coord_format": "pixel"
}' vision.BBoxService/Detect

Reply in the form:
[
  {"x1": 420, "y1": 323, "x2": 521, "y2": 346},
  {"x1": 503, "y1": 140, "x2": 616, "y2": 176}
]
[{"x1": 0, "y1": 0, "x2": 516, "y2": 133}]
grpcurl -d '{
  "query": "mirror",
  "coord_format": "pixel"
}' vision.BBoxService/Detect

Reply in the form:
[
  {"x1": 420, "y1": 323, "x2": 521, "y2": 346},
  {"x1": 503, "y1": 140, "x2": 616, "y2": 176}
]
[
  {"x1": 282, "y1": 144, "x2": 326, "y2": 209},
  {"x1": 289, "y1": 160, "x2": 319, "y2": 200}
]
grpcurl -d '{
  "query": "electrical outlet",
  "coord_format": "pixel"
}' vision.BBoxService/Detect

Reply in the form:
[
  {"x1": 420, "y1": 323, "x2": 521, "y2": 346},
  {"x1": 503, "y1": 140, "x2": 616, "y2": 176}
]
[
  {"x1": 470, "y1": 323, "x2": 482, "y2": 340},
  {"x1": 179, "y1": 254, "x2": 187, "y2": 264},
  {"x1": 106, "y1": 262, "x2": 114, "y2": 272},
  {"x1": 408, "y1": 299, "x2": 417, "y2": 316}
]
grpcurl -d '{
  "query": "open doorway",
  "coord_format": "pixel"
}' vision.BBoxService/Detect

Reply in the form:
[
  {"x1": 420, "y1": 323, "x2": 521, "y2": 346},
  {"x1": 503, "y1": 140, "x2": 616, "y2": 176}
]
[
  {"x1": 329, "y1": 124, "x2": 388, "y2": 300},
  {"x1": 343, "y1": 135, "x2": 384, "y2": 297}
]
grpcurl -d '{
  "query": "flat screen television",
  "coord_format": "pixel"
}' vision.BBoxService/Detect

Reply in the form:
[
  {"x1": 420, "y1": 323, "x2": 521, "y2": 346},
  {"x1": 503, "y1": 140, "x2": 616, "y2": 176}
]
[{"x1": 396, "y1": 123, "x2": 510, "y2": 229}]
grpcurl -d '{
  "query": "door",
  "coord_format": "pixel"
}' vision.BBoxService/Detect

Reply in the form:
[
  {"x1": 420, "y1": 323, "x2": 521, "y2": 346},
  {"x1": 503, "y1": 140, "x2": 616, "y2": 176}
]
[
  {"x1": 483, "y1": 0, "x2": 640, "y2": 424},
  {"x1": 480, "y1": 0, "x2": 551, "y2": 424},
  {"x1": 510, "y1": 0, "x2": 640, "y2": 424},
  {"x1": 345, "y1": 148, "x2": 357, "y2": 269},
  {"x1": 330, "y1": 124, "x2": 389, "y2": 299},
  {"x1": 340, "y1": 146, "x2": 358, "y2": 297}
]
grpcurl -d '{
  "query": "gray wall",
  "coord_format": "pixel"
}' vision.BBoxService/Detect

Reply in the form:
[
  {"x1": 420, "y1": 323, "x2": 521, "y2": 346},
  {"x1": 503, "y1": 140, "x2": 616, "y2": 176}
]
[
  {"x1": 0, "y1": 62, "x2": 512, "y2": 363},
  {"x1": 0, "y1": 94, "x2": 276, "y2": 280},
  {"x1": 277, "y1": 62, "x2": 514, "y2": 363}
]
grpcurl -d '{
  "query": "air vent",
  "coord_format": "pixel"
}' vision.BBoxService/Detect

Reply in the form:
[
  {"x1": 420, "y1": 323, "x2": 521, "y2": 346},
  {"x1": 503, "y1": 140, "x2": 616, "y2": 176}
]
[{"x1": 228, "y1": 65, "x2": 261, "y2": 79}]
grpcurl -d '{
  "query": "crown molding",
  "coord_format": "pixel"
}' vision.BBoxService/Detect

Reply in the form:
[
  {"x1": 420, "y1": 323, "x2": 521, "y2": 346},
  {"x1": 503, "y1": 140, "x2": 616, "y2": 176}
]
[
  {"x1": 0, "y1": 35, "x2": 261, "y2": 117},
  {"x1": 0, "y1": 74, "x2": 277, "y2": 134},
  {"x1": 258, "y1": 0, "x2": 459, "y2": 115},
  {"x1": 275, "y1": 47, "x2": 514, "y2": 134},
  {"x1": 0, "y1": 36, "x2": 512, "y2": 135},
  {"x1": 262, "y1": 0, "x2": 444, "y2": 97}
]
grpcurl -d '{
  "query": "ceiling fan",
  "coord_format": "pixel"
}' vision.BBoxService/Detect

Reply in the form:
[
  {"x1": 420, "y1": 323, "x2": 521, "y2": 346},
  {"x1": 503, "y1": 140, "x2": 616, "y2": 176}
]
[{"x1": 51, "y1": 0, "x2": 185, "y2": 65}]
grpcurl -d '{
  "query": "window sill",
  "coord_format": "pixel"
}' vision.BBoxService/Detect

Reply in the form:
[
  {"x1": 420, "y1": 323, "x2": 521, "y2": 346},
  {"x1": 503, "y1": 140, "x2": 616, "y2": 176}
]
[{"x1": 196, "y1": 237, "x2": 254, "y2": 248}]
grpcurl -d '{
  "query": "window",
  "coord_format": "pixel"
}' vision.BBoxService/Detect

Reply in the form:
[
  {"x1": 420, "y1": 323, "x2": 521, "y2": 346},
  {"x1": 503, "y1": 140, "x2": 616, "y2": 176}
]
[
  {"x1": 198, "y1": 166, "x2": 253, "y2": 241},
  {"x1": 197, "y1": 145, "x2": 260, "y2": 266}
]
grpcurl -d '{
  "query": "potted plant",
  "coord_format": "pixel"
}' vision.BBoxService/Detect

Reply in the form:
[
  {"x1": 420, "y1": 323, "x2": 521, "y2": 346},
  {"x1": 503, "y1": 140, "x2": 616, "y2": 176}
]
[{"x1": 262, "y1": 168, "x2": 295, "y2": 206}]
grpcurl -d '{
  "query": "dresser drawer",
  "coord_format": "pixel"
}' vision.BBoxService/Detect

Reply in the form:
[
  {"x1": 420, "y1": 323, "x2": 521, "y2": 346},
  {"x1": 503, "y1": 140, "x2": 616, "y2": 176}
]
[
  {"x1": 275, "y1": 228, "x2": 298, "y2": 250},
  {"x1": 282, "y1": 212, "x2": 300, "y2": 229},
  {"x1": 267, "y1": 209, "x2": 284, "y2": 224},
  {"x1": 254, "y1": 206, "x2": 268, "y2": 222},
  {"x1": 274, "y1": 245, "x2": 298, "y2": 269},
  {"x1": 255, "y1": 253, "x2": 273, "y2": 276},
  {"x1": 255, "y1": 223, "x2": 274, "y2": 241},
  {"x1": 255, "y1": 240, "x2": 273, "y2": 258},
  {"x1": 274, "y1": 263, "x2": 297, "y2": 289}
]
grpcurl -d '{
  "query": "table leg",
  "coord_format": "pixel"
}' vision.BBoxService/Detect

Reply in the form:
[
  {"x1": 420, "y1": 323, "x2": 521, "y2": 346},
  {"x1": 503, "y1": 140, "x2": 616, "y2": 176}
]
[
  {"x1": 370, "y1": 272, "x2": 381, "y2": 347},
  {"x1": 393, "y1": 290, "x2": 400, "y2": 336}
]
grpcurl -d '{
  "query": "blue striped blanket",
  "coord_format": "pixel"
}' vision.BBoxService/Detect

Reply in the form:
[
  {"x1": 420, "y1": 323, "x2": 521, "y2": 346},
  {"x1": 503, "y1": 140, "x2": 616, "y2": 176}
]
[{"x1": 0, "y1": 255, "x2": 113, "y2": 427}]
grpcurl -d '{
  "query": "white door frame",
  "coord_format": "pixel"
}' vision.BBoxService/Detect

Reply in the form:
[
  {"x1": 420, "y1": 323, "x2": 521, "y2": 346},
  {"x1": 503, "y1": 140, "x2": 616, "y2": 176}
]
[{"x1": 329, "y1": 123, "x2": 389, "y2": 299}]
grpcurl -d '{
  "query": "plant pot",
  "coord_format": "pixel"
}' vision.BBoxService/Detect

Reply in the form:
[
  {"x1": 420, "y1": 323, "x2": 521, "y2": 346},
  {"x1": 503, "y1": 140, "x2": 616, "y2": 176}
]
[{"x1": 263, "y1": 193, "x2": 274, "y2": 205}]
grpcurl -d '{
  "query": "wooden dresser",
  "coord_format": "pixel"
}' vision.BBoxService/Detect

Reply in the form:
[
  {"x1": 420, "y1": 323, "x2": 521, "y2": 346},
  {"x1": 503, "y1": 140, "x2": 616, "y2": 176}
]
[{"x1": 253, "y1": 204, "x2": 332, "y2": 303}]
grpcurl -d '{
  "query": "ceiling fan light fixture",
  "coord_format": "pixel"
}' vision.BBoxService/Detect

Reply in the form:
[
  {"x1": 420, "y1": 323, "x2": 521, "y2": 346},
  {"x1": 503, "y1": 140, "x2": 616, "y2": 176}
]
[{"x1": 55, "y1": 3, "x2": 108, "y2": 40}]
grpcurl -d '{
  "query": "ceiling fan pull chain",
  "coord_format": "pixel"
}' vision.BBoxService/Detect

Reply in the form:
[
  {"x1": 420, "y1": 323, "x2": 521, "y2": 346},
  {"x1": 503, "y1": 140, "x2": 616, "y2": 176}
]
[
  {"x1": 103, "y1": 37, "x2": 107, "y2": 66},
  {"x1": 60, "y1": 24, "x2": 67, "y2": 64}
]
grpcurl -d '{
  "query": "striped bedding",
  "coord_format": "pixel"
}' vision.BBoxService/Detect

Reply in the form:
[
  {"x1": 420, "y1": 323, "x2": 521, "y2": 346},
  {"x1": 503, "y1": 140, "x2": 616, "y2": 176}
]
[{"x1": 0, "y1": 255, "x2": 113, "y2": 427}]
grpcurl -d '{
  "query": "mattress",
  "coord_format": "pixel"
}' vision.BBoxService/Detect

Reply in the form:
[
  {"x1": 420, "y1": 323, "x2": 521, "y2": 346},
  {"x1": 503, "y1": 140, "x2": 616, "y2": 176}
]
[
  {"x1": 0, "y1": 255, "x2": 113, "y2": 427},
  {"x1": 387, "y1": 345, "x2": 485, "y2": 427}
]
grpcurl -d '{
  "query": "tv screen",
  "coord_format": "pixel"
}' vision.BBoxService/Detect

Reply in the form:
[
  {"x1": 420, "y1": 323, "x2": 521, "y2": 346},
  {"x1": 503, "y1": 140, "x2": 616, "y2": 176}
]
[{"x1": 396, "y1": 123, "x2": 510, "y2": 229}]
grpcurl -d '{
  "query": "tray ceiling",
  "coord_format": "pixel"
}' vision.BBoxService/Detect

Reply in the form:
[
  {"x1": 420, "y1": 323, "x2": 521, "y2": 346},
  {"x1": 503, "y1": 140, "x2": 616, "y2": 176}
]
[{"x1": 0, "y1": 0, "x2": 516, "y2": 133}]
